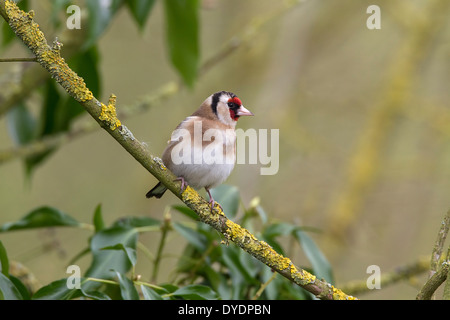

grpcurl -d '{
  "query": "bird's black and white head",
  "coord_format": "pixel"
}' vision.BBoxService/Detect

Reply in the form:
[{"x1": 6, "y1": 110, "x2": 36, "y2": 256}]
[{"x1": 202, "y1": 91, "x2": 253, "y2": 126}]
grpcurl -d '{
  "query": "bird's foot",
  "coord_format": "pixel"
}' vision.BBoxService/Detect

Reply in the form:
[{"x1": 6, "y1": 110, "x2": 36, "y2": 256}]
[
  {"x1": 174, "y1": 177, "x2": 188, "y2": 192},
  {"x1": 209, "y1": 199, "x2": 223, "y2": 213},
  {"x1": 206, "y1": 188, "x2": 223, "y2": 213}
]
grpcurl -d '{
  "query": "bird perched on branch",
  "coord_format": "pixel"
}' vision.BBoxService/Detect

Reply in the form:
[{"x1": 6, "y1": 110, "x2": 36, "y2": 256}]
[{"x1": 146, "y1": 91, "x2": 253, "y2": 210}]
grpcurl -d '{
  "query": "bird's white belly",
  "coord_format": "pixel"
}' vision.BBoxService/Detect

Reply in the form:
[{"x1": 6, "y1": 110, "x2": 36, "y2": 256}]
[
  {"x1": 174, "y1": 161, "x2": 235, "y2": 190},
  {"x1": 170, "y1": 138, "x2": 236, "y2": 189}
]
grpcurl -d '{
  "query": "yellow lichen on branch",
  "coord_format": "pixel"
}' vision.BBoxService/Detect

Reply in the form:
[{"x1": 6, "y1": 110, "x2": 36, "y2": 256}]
[
  {"x1": 4, "y1": 2, "x2": 45, "y2": 49},
  {"x1": 182, "y1": 186, "x2": 226, "y2": 217},
  {"x1": 99, "y1": 94, "x2": 122, "y2": 131},
  {"x1": 181, "y1": 186, "x2": 203, "y2": 204},
  {"x1": 331, "y1": 286, "x2": 357, "y2": 300},
  {"x1": 226, "y1": 219, "x2": 290, "y2": 269},
  {"x1": 290, "y1": 264, "x2": 316, "y2": 286}
]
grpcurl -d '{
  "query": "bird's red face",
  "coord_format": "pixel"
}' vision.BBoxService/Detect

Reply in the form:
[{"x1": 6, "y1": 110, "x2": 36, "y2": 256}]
[{"x1": 227, "y1": 97, "x2": 253, "y2": 121}]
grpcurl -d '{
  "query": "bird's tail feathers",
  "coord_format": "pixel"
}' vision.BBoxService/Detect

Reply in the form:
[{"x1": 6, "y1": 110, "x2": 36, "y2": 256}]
[{"x1": 146, "y1": 182, "x2": 167, "y2": 199}]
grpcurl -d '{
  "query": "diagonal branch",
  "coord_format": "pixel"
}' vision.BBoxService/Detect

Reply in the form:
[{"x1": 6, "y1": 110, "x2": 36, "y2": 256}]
[
  {"x1": 417, "y1": 261, "x2": 450, "y2": 300},
  {"x1": 429, "y1": 209, "x2": 450, "y2": 278},
  {"x1": 416, "y1": 209, "x2": 450, "y2": 299},
  {"x1": 0, "y1": 0, "x2": 355, "y2": 300}
]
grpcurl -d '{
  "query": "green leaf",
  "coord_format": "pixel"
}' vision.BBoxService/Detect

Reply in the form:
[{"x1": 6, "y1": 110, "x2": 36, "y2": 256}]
[
  {"x1": 114, "y1": 271, "x2": 140, "y2": 300},
  {"x1": 173, "y1": 222, "x2": 207, "y2": 251},
  {"x1": 50, "y1": 0, "x2": 71, "y2": 28},
  {"x1": 222, "y1": 246, "x2": 259, "y2": 285},
  {"x1": 172, "y1": 205, "x2": 198, "y2": 221},
  {"x1": 221, "y1": 247, "x2": 257, "y2": 299},
  {"x1": 159, "y1": 283, "x2": 178, "y2": 294},
  {"x1": 18, "y1": 0, "x2": 30, "y2": 10},
  {"x1": 21, "y1": 80, "x2": 61, "y2": 176},
  {"x1": 210, "y1": 185, "x2": 240, "y2": 218},
  {"x1": 67, "y1": 45, "x2": 101, "y2": 100},
  {"x1": 47, "y1": 47, "x2": 100, "y2": 134},
  {"x1": 1, "y1": 19, "x2": 16, "y2": 48},
  {"x1": 79, "y1": 289, "x2": 112, "y2": 300},
  {"x1": 203, "y1": 264, "x2": 230, "y2": 299},
  {"x1": 6, "y1": 102, "x2": 36, "y2": 146},
  {"x1": 294, "y1": 229, "x2": 334, "y2": 284},
  {"x1": 93, "y1": 204, "x2": 105, "y2": 232},
  {"x1": 9, "y1": 276, "x2": 31, "y2": 300},
  {"x1": 101, "y1": 244, "x2": 137, "y2": 267},
  {"x1": 85, "y1": 0, "x2": 123, "y2": 50},
  {"x1": 0, "y1": 206, "x2": 80, "y2": 232},
  {"x1": 263, "y1": 222, "x2": 297, "y2": 238},
  {"x1": 32, "y1": 278, "x2": 110, "y2": 300},
  {"x1": 125, "y1": 0, "x2": 156, "y2": 30},
  {"x1": 40, "y1": 79, "x2": 62, "y2": 136},
  {"x1": 32, "y1": 279, "x2": 77, "y2": 300},
  {"x1": 6, "y1": 102, "x2": 45, "y2": 177},
  {"x1": 171, "y1": 284, "x2": 218, "y2": 300},
  {"x1": 278, "y1": 276, "x2": 313, "y2": 300},
  {"x1": 0, "y1": 273, "x2": 23, "y2": 300},
  {"x1": 260, "y1": 266, "x2": 277, "y2": 300},
  {"x1": 163, "y1": 0, "x2": 200, "y2": 87},
  {"x1": 0, "y1": 241, "x2": 9, "y2": 277},
  {"x1": 84, "y1": 227, "x2": 138, "y2": 288},
  {"x1": 140, "y1": 285, "x2": 164, "y2": 300},
  {"x1": 112, "y1": 216, "x2": 160, "y2": 229},
  {"x1": 261, "y1": 222, "x2": 298, "y2": 255},
  {"x1": 0, "y1": 248, "x2": 28, "y2": 299}
]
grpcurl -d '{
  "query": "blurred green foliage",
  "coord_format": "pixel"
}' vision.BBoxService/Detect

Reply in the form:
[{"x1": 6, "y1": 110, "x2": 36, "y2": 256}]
[{"x1": 0, "y1": 185, "x2": 331, "y2": 300}]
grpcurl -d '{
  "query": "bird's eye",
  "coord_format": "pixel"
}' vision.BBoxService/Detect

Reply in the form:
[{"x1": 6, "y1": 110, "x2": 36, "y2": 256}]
[{"x1": 227, "y1": 102, "x2": 234, "y2": 108}]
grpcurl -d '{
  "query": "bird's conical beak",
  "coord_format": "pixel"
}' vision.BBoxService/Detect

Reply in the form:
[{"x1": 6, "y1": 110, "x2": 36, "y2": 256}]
[{"x1": 236, "y1": 105, "x2": 254, "y2": 116}]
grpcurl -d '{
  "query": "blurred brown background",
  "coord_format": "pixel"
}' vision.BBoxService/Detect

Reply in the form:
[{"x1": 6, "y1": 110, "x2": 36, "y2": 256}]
[{"x1": 1, "y1": 0, "x2": 450, "y2": 299}]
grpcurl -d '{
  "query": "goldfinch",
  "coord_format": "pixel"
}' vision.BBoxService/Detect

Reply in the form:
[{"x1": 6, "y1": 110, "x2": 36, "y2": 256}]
[{"x1": 146, "y1": 91, "x2": 253, "y2": 209}]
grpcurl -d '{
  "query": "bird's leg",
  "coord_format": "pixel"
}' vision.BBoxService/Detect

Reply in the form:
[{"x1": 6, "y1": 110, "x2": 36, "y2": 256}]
[
  {"x1": 206, "y1": 188, "x2": 223, "y2": 212},
  {"x1": 174, "y1": 177, "x2": 188, "y2": 192}
]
